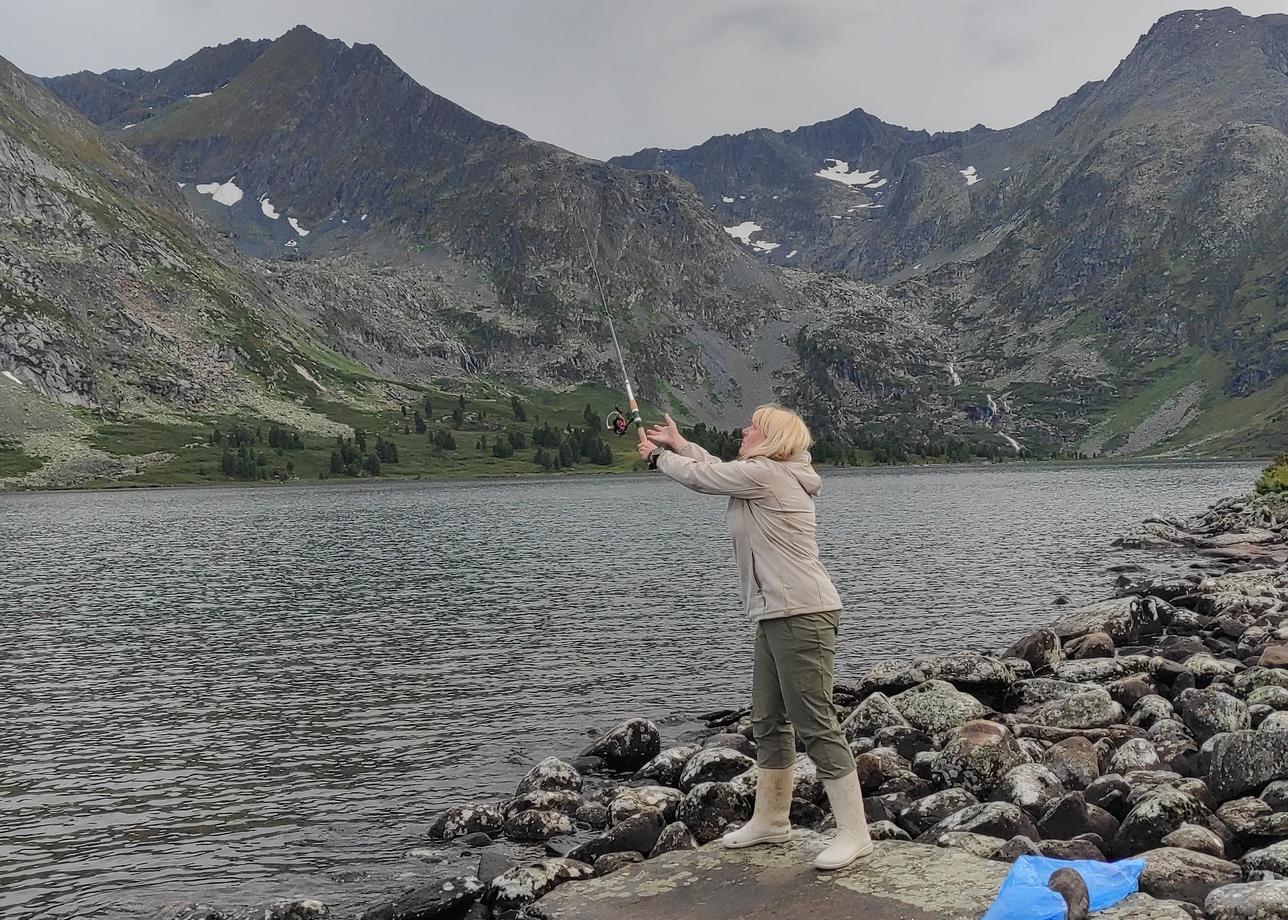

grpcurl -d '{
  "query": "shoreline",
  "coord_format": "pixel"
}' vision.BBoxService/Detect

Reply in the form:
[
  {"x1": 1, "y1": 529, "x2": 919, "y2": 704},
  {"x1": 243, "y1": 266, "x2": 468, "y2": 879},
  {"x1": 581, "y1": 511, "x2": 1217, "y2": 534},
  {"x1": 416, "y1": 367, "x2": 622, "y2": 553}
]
[{"x1": 151, "y1": 485, "x2": 1288, "y2": 919}]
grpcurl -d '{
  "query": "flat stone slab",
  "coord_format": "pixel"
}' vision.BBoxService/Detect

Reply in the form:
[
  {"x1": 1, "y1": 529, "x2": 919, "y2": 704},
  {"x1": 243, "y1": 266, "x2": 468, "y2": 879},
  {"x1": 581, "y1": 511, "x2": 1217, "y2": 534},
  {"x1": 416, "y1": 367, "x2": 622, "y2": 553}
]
[{"x1": 533, "y1": 833, "x2": 1010, "y2": 920}]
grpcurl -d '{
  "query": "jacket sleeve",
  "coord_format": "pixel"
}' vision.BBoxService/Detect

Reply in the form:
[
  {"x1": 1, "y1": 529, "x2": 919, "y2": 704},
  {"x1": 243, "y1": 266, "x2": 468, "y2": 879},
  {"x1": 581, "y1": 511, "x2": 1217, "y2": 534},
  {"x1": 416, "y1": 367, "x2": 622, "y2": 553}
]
[
  {"x1": 676, "y1": 441, "x2": 717, "y2": 463},
  {"x1": 656, "y1": 451, "x2": 773, "y2": 499}
]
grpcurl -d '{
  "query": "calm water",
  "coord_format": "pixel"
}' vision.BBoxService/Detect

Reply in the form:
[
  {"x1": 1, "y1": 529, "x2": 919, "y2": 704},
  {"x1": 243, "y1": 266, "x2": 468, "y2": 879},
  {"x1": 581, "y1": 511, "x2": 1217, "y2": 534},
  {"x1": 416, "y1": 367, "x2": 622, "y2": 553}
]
[{"x1": 0, "y1": 462, "x2": 1260, "y2": 918}]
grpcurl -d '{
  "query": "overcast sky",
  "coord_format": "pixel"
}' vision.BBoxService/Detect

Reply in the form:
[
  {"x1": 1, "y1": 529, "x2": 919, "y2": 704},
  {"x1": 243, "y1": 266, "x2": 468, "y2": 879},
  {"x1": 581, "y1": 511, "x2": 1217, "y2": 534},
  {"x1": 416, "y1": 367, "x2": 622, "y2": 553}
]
[{"x1": 5, "y1": 1, "x2": 1286, "y2": 159}]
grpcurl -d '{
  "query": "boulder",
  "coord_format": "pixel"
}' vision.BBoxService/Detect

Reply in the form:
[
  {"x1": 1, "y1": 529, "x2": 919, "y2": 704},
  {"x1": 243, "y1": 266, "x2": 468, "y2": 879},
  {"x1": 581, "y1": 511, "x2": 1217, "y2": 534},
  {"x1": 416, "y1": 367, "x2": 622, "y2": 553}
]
[
  {"x1": 486, "y1": 858, "x2": 595, "y2": 911},
  {"x1": 1108, "y1": 675, "x2": 1157, "y2": 710},
  {"x1": 1205, "y1": 881, "x2": 1288, "y2": 919},
  {"x1": 1027, "y1": 688, "x2": 1126, "y2": 730},
  {"x1": 567, "y1": 810, "x2": 666, "y2": 863},
  {"x1": 1240, "y1": 812, "x2": 1288, "y2": 848},
  {"x1": 1262, "y1": 647, "x2": 1288, "y2": 668},
  {"x1": 1162, "y1": 822, "x2": 1226, "y2": 857},
  {"x1": 891, "y1": 680, "x2": 989, "y2": 734},
  {"x1": 992, "y1": 763, "x2": 1065, "y2": 818},
  {"x1": 1037, "y1": 792, "x2": 1119, "y2": 843},
  {"x1": 1129, "y1": 695, "x2": 1175, "y2": 729},
  {"x1": 1112, "y1": 786, "x2": 1211, "y2": 857},
  {"x1": 1183, "y1": 690, "x2": 1251, "y2": 743},
  {"x1": 929, "y1": 720, "x2": 1029, "y2": 798},
  {"x1": 1004, "y1": 628, "x2": 1063, "y2": 673},
  {"x1": 593, "y1": 852, "x2": 644, "y2": 876},
  {"x1": 1240, "y1": 840, "x2": 1288, "y2": 876},
  {"x1": 933, "y1": 831, "x2": 1006, "y2": 859},
  {"x1": 841, "y1": 691, "x2": 909, "y2": 739},
  {"x1": 1054, "y1": 656, "x2": 1154, "y2": 684},
  {"x1": 1250, "y1": 687, "x2": 1288, "y2": 711},
  {"x1": 1110, "y1": 739, "x2": 1163, "y2": 773},
  {"x1": 1066, "y1": 633, "x2": 1116, "y2": 659},
  {"x1": 1038, "y1": 837, "x2": 1106, "y2": 861},
  {"x1": 504, "y1": 791, "x2": 583, "y2": 819},
  {"x1": 1138, "y1": 847, "x2": 1242, "y2": 905},
  {"x1": 608, "y1": 786, "x2": 684, "y2": 824},
  {"x1": 429, "y1": 804, "x2": 505, "y2": 841},
  {"x1": 1051, "y1": 596, "x2": 1156, "y2": 645},
  {"x1": 1217, "y1": 797, "x2": 1275, "y2": 836},
  {"x1": 1042, "y1": 736, "x2": 1102, "y2": 790},
  {"x1": 870, "y1": 820, "x2": 912, "y2": 841},
  {"x1": 675, "y1": 781, "x2": 751, "y2": 844},
  {"x1": 234, "y1": 901, "x2": 327, "y2": 920},
  {"x1": 516, "y1": 757, "x2": 583, "y2": 796},
  {"x1": 898, "y1": 787, "x2": 980, "y2": 837},
  {"x1": 1262, "y1": 780, "x2": 1288, "y2": 810},
  {"x1": 912, "y1": 652, "x2": 1026, "y2": 698},
  {"x1": 1185, "y1": 654, "x2": 1239, "y2": 684},
  {"x1": 630, "y1": 745, "x2": 699, "y2": 786},
  {"x1": 502, "y1": 809, "x2": 575, "y2": 843},
  {"x1": 360, "y1": 878, "x2": 484, "y2": 920},
  {"x1": 994, "y1": 835, "x2": 1043, "y2": 861},
  {"x1": 702, "y1": 733, "x2": 755, "y2": 756},
  {"x1": 678, "y1": 747, "x2": 754, "y2": 791},
  {"x1": 874, "y1": 725, "x2": 936, "y2": 762},
  {"x1": 1209, "y1": 731, "x2": 1288, "y2": 802},
  {"x1": 1086, "y1": 774, "x2": 1133, "y2": 818},
  {"x1": 1008, "y1": 678, "x2": 1099, "y2": 707},
  {"x1": 574, "y1": 802, "x2": 609, "y2": 829},
  {"x1": 916, "y1": 801, "x2": 1039, "y2": 844},
  {"x1": 648, "y1": 821, "x2": 698, "y2": 858},
  {"x1": 854, "y1": 658, "x2": 928, "y2": 696},
  {"x1": 577, "y1": 719, "x2": 661, "y2": 773}
]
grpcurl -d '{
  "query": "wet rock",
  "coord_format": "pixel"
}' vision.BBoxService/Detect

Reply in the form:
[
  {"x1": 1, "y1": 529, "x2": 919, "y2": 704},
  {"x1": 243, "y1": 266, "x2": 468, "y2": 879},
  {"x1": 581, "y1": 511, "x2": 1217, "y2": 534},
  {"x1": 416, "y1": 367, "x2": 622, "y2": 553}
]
[
  {"x1": 1183, "y1": 690, "x2": 1251, "y2": 743},
  {"x1": 630, "y1": 745, "x2": 698, "y2": 786},
  {"x1": 1052, "y1": 597, "x2": 1156, "y2": 645},
  {"x1": 361, "y1": 877, "x2": 483, "y2": 920},
  {"x1": 1162, "y1": 822, "x2": 1226, "y2": 857},
  {"x1": 593, "y1": 852, "x2": 643, "y2": 876},
  {"x1": 1209, "y1": 731, "x2": 1288, "y2": 802},
  {"x1": 150, "y1": 905, "x2": 226, "y2": 920},
  {"x1": 566, "y1": 810, "x2": 665, "y2": 862},
  {"x1": 647, "y1": 821, "x2": 697, "y2": 858},
  {"x1": 991, "y1": 763, "x2": 1065, "y2": 818},
  {"x1": 573, "y1": 803, "x2": 609, "y2": 829},
  {"x1": 675, "y1": 781, "x2": 751, "y2": 844},
  {"x1": 429, "y1": 804, "x2": 505, "y2": 840},
  {"x1": 1111, "y1": 739, "x2": 1163, "y2": 773},
  {"x1": 504, "y1": 791, "x2": 583, "y2": 819},
  {"x1": 476, "y1": 853, "x2": 516, "y2": 887},
  {"x1": 608, "y1": 786, "x2": 683, "y2": 824},
  {"x1": 1086, "y1": 774, "x2": 1133, "y2": 818},
  {"x1": 229, "y1": 902, "x2": 328, "y2": 920},
  {"x1": 1048, "y1": 866, "x2": 1090, "y2": 919},
  {"x1": 486, "y1": 859, "x2": 594, "y2": 912},
  {"x1": 870, "y1": 820, "x2": 912, "y2": 841},
  {"x1": 1003, "y1": 628, "x2": 1062, "y2": 673},
  {"x1": 1066, "y1": 633, "x2": 1116, "y2": 659},
  {"x1": 1042, "y1": 736, "x2": 1102, "y2": 790},
  {"x1": 1138, "y1": 847, "x2": 1241, "y2": 905},
  {"x1": 994, "y1": 835, "x2": 1042, "y2": 861},
  {"x1": 678, "y1": 747, "x2": 754, "y2": 791},
  {"x1": 1037, "y1": 837, "x2": 1106, "y2": 861},
  {"x1": 577, "y1": 719, "x2": 660, "y2": 773},
  {"x1": 891, "y1": 680, "x2": 989, "y2": 734},
  {"x1": 1207, "y1": 880, "x2": 1288, "y2": 918},
  {"x1": 459, "y1": 832, "x2": 493, "y2": 848},
  {"x1": 1112, "y1": 786, "x2": 1211, "y2": 856},
  {"x1": 1028, "y1": 688, "x2": 1126, "y2": 729},
  {"x1": 503, "y1": 809, "x2": 575, "y2": 843},
  {"x1": 930, "y1": 720, "x2": 1029, "y2": 798},
  {"x1": 1037, "y1": 791, "x2": 1119, "y2": 843},
  {"x1": 916, "y1": 801, "x2": 1039, "y2": 844},
  {"x1": 841, "y1": 691, "x2": 910, "y2": 739},
  {"x1": 516, "y1": 758, "x2": 583, "y2": 796},
  {"x1": 898, "y1": 787, "x2": 980, "y2": 837},
  {"x1": 934, "y1": 831, "x2": 1006, "y2": 858}
]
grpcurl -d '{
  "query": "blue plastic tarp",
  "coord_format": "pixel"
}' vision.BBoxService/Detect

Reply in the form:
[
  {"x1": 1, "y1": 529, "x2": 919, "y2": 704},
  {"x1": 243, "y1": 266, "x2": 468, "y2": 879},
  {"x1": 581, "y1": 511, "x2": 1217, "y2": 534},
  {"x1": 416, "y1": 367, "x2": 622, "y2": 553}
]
[{"x1": 981, "y1": 855, "x2": 1147, "y2": 920}]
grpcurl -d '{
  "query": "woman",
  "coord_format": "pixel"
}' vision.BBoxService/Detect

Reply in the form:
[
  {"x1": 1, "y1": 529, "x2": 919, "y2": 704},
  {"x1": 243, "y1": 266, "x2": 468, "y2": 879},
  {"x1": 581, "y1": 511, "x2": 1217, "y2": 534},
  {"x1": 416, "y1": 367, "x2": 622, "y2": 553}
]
[{"x1": 637, "y1": 405, "x2": 872, "y2": 871}]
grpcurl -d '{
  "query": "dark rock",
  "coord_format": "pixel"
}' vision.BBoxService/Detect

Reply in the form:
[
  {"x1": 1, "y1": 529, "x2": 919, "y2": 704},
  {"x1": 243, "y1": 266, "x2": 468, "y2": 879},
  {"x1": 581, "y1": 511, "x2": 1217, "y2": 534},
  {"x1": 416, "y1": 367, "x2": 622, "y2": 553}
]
[
  {"x1": 504, "y1": 791, "x2": 583, "y2": 819},
  {"x1": 593, "y1": 852, "x2": 643, "y2": 875},
  {"x1": 1129, "y1": 695, "x2": 1176, "y2": 729},
  {"x1": 1108, "y1": 675, "x2": 1157, "y2": 710},
  {"x1": 675, "y1": 781, "x2": 751, "y2": 844},
  {"x1": 361, "y1": 877, "x2": 484, "y2": 920},
  {"x1": 994, "y1": 835, "x2": 1042, "y2": 861},
  {"x1": 503, "y1": 809, "x2": 575, "y2": 843},
  {"x1": 1162, "y1": 822, "x2": 1226, "y2": 857},
  {"x1": 1042, "y1": 736, "x2": 1102, "y2": 790},
  {"x1": 1037, "y1": 838, "x2": 1105, "y2": 861},
  {"x1": 1086, "y1": 774, "x2": 1133, "y2": 818},
  {"x1": 228, "y1": 903, "x2": 327, "y2": 920},
  {"x1": 870, "y1": 820, "x2": 912, "y2": 841},
  {"x1": 630, "y1": 745, "x2": 698, "y2": 786},
  {"x1": 1037, "y1": 791, "x2": 1118, "y2": 843},
  {"x1": 991, "y1": 763, "x2": 1065, "y2": 818},
  {"x1": 841, "y1": 691, "x2": 909, "y2": 739},
  {"x1": 855, "y1": 747, "x2": 912, "y2": 794},
  {"x1": 873, "y1": 725, "x2": 935, "y2": 762},
  {"x1": 486, "y1": 859, "x2": 594, "y2": 911},
  {"x1": 476, "y1": 853, "x2": 516, "y2": 887},
  {"x1": 1209, "y1": 731, "x2": 1288, "y2": 802},
  {"x1": 577, "y1": 719, "x2": 661, "y2": 773},
  {"x1": 1183, "y1": 690, "x2": 1251, "y2": 743},
  {"x1": 916, "y1": 801, "x2": 1039, "y2": 844},
  {"x1": 430, "y1": 804, "x2": 505, "y2": 841},
  {"x1": 898, "y1": 787, "x2": 980, "y2": 837},
  {"x1": 543, "y1": 836, "x2": 579, "y2": 858},
  {"x1": 1112, "y1": 786, "x2": 1211, "y2": 857},
  {"x1": 647, "y1": 821, "x2": 698, "y2": 858},
  {"x1": 573, "y1": 803, "x2": 609, "y2": 829},
  {"x1": 929, "y1": 720, "x2": 1029, "y2": 798},
  {"x1": 1065, "y1": 633, "x2": 1116, "y2": 659},
  {"x1": 678, "y1": 747, "x2": 754, "y2": 791},
  {"x1": 608, "y1": 786, "x2": 683, "y2": 824},
  {"x1": 148, "y1": 905, "x2": 227, "y2": 920},
  {"x1": 1262, "y1": 781, "x2": 1288, "y2": 811},
  {"x1": 1047, "y1": 866, "x2": 1090, "y2": 920},
  {"x1": 566, "y1": 810, "x2": 665, "y2": 862},
  {"x1": 1004, "y1": 628, "x2": 1062, "y2": 673},
  {"x1": 459, "y1": 833, "x2": 493, "y2": 848},
  {"x1": 702, "y1": 733, "x2": 755, "y2": 757},
  {"x1": 516, "y1": 757, "x2": 583, "y2": 796},
  {"x1": 1138, "y1": 847, "x2": 1242, "y2": 905},
  {"x1": 789, "y1": 797, "x2": 824, "y2": 826},
  {"x1": 1110, "y1": 739, "x2": 1164, "y2": 773},
  {"x1": 569, "y1": 756, "x2": 603, "y2": 773}
]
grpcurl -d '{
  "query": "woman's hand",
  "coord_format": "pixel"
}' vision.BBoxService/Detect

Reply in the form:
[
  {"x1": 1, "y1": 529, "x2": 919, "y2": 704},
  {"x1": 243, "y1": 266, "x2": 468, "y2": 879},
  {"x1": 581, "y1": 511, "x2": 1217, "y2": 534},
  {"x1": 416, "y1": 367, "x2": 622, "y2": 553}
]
[
  {"x1": 638, "y1": 436, "x2": 658, "y2": 461},
  {"x1": 645, "y1": 413, "x2": 688, "y2": 451}
]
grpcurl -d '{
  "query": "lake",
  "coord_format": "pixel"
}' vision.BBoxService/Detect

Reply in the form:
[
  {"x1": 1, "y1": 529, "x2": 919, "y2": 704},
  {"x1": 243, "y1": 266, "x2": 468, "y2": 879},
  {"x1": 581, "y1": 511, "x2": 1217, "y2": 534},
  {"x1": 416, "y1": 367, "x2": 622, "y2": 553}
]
[{"x1": 0, "y1": 461, "x2": 1261, "y2": 918}]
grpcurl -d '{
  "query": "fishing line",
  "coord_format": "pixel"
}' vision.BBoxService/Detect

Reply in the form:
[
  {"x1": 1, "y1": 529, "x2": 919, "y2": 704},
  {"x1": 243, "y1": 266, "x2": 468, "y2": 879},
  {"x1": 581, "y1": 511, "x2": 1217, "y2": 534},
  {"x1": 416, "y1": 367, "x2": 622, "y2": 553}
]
[{"x1": 579, "y1": 223, "x2": 644, "y2": 442}]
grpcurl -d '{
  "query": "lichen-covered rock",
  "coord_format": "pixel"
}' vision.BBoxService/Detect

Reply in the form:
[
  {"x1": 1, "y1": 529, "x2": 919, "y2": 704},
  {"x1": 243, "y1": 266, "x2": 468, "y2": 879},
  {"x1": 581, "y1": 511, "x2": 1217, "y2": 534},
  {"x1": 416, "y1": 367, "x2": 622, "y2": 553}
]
[
  {"x1": 1004, "y1": 628, "x2": 1062, "y2": 673},
  {"x1": 1185, "y1": 654, "x2": 1239, "y2": 683},
  {"x1": 429, "y1": 804, "x2": 505, "y2": 840},
  {"x1": 1110, "y1": 739, "x2": 1163, "y2": 773},
  {"x1": 647, "y1": 821, "x2": 698, "y2": 858},
  {"x1": 567, "y1": 810, "x2": 666, "y2": 863},
  {"x1": 1130, "y1": 695, "x2": 1176, "y2": 729},
  {"x1": 1086, "y1": 774, "x2": 1133, "y2": 818},
  {"x1": 854, "y1": 658, "x2": 927, "y2": 696},
  {"x1": 573, "y1": 802, "x2": 609, "y2": 830},
  {"x1": 841, "y1": 691, "x2": 908, "y2": 739},
  {"x1": 1101, "y1": 893, "x2": 1201, "y2": 919},
  {"x1": 1262, "y1": 780, "x2": 1288, "y2": 810},
  {"x1": 630, "y1": 745, "x2": 699, "y2": 786},
  {"x1": 593, "y1": 851, "x2": 644, "y2": 876},
  {"x1": 992, "y1": 763, "x2": 1065, "y2": 818},
  {"x1": 898, "y1": 787, "x2": 980, "y2": 837},
  {"x1": 1138, "y1": 847, "x2": 1242, "y2": 905},
  {"x1": 1205, "y1": 880, "x2": 1288, "y2": 919},
  {"x1": 916, "y1": 801, "x2": 1039, "y2": 844},
  {"x1": 502, "y1": 809, "x2": 575, "y2": 843},
  {"x1": 678, "y1": 747, "x2": 754, "y2": 791},
  {"x1": 933, "y1": 831, "x2": 1006, "y2": 858},
  {"x1": 1037, "y1": 792, "x2": 1119, "y2": 843},
  {"x1": 1208, "y1": 731, "x2": 1288, "y2": 802},
  {"x1": 361, "y1": 877, "x2": 483, "y2": 920},
  {"x1": 1240, "y1": 840, "x2": 1288, "y2": 876},
  {"x1": 1028, "y1": 688, "x2": 1126, "y2": 729},
  {"x1": 870, "y1": 820, "x2": 912, "y2": 841},
  {"x1": 930, "y1": 720, "x2": 1029, "y2": 798},
  {"x1": 1217, "y1": 797, "x2": 1274, "y2": 836},
  {"x1": 1054, "y1": 656, "x2": 1154, "y2": 684},
  {"x1": 1051, "y1": 597, "x2": 1155, "y2": 645},
  {"x1": 1183, "y1": 690, "x2": 1251, "y2": 743},
  {"x1": 516, "y1": 757, "x2": 583, "y2": 796},
  {"x1": 231, "y1": 900, "x2": 328, "y2": 920},
  {"x1": 913, "y1": 652, "x2": 1026, "y2": 696},
  {"x1": 608, "y1": 786, "x2": 684, "y2": 824},
  {"x1": 1249, "y1": 687, "x2": 1288, "y2": 711},
  {"x1": 504, "y1": 790, "x2": 584, "y2": 819},
  {"x1": 675, "y1": 781, "x2": 751, "y2": 844},
  {"x1": 1038, "y1": 837, "x2": 1107, "y2": 862},
  {"x1": 1112, "y1": 786, "x2": 1211, "y2": 857},
  {"x1": 1234, "y1": 668, "x2": 1288, "y2": 697},
  {"x1": 1042, "y1": 736, "x2": 1102, "y2": 791},
  {"x1": 486, "y1": 859, "x2": 594, "y2": 911},
  {"x1": 1162, "y1": 822, "x2": 1226, "y2": 857},
  {"x1": 577, "y1": 719, "x2": 661, "y2": 773},
  {"x1": 892, "y1": 680, "x2": 989, "y2": 734},
  {"x1": 1008, "y1": 678, "x2": 1099, "y2": 707}
]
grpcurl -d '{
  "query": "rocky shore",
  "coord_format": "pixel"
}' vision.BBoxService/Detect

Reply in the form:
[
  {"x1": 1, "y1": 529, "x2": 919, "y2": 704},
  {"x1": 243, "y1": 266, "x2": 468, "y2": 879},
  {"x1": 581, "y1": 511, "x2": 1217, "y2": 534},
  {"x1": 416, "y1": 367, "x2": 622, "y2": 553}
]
[{"x1": 157, "y1": 489, "x2": 1288, "y2": 920}]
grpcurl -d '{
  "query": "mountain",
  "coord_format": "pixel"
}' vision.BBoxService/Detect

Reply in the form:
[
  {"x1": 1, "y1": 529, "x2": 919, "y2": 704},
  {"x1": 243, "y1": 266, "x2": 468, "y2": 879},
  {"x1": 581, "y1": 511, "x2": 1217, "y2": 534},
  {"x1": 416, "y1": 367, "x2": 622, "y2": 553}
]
[{"x1": 613, "y1": 7, "x2": 1288, "y2": 456}]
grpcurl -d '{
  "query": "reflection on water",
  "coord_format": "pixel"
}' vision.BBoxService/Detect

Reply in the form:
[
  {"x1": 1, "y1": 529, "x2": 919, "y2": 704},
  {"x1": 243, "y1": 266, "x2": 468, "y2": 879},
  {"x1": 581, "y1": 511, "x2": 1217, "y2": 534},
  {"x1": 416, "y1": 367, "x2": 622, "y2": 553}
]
[{"x1": 0, "y1": 462, "x2": 1259, "y2": 917}]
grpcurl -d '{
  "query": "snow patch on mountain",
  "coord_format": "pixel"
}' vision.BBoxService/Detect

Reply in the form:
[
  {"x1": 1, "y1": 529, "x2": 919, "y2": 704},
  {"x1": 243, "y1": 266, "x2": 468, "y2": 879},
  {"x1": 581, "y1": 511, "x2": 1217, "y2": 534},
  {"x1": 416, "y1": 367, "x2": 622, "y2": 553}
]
[
  {"x1": 288, "y1": 217, "x2": 310, "y2": 237},
  {"x1": 960, "y1": 166, "x2": 980, "y2": 186},
  {"x1": 724, "y1": 221, "x2": 763, "y2": 244},
  {"x1": 186, "y1": 92, "x2": 212, "y2": 98},
  {"x1": 721, "y1": 196, "x2": 734, "y2": 203},
  {"x1": 260, "y1": 196, "x2": 280, "y2": 220},
  {"x1": 816, "y1": 158, "x2": 881, "y2": 187},
  {"x1": 195, "y1": 178, "x2": 243, "y2": 207}
]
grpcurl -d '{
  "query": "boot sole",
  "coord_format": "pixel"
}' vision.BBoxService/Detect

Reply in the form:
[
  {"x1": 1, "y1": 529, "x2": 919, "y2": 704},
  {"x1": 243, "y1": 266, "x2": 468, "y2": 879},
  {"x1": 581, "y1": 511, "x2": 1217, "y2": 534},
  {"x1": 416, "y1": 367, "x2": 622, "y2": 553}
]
[
  {"x1": 813, "y1": 842, "x2": 874, "y2": 870},
  {"x1": 721, "y1": 830, "x2": 794, "y2": 849}
]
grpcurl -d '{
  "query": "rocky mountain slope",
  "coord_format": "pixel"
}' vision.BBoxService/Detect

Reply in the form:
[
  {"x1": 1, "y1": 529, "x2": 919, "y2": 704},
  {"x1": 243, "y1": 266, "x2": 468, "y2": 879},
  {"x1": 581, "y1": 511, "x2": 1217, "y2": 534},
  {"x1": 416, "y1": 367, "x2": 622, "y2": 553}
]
[{"x1": 614, "y1": 7, "x2": 1288, "y2": 457}]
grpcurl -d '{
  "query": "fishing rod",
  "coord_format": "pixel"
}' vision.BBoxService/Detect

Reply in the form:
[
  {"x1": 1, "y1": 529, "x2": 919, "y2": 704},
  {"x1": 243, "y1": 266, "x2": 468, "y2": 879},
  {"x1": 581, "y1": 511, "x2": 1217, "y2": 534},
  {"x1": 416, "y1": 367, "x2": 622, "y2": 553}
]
[{"x1": 580, "y1": 225, "x2": 645, "y2": 443}]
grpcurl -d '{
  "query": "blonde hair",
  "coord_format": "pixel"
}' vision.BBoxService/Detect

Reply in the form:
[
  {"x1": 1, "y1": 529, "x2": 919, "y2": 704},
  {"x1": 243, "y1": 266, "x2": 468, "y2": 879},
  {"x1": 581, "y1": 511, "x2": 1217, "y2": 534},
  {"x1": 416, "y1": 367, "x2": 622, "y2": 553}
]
[{"x1": 739, "y1": 404, "x2": 812, "y2": 461}]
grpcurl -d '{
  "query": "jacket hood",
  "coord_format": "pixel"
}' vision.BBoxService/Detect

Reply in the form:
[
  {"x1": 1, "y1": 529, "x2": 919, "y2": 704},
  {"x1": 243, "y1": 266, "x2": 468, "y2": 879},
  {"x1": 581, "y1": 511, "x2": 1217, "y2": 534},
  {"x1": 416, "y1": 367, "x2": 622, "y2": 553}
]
[{"x1": 780, "y1": 451, "x2": 821, "y2": 496}]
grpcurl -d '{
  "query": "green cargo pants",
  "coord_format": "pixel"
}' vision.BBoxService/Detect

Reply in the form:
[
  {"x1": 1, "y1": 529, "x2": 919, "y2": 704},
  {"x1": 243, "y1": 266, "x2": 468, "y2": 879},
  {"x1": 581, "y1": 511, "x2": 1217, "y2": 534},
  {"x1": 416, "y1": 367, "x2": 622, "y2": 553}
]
[{"x1": 752, "y1": 609, "x2": 855, "y2": 780}]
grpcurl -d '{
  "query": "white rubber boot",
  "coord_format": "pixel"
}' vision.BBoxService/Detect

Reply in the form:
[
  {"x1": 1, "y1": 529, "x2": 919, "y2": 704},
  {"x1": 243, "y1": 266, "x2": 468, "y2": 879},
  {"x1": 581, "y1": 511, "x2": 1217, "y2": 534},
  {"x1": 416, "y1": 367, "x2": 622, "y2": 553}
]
[
  {"x1": 721, "y1": 767, "x2": 794, "y2": 848},
  {"x1": 814, "y1": 770, "x2": 874, "y2": 870}
]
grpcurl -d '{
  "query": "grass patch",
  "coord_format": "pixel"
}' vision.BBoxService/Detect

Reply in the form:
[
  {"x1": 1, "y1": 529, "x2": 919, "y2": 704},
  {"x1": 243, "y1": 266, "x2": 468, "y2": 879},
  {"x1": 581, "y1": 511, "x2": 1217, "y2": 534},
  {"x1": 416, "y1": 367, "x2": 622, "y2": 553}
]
[
  {"x1": 0, "y1": 443, "x2": 44, "y2": 478},
  {"x1": 1257, "y1": 455, "x2": 1288, "y2": 494}
]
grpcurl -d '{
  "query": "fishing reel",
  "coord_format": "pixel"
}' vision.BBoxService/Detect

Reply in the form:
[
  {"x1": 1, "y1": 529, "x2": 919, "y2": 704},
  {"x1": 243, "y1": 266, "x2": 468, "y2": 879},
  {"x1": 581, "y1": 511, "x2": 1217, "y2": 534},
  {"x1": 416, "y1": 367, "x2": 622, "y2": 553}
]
[{"x1": 606, "y1": 408, "x2": 633, "y2": 437}]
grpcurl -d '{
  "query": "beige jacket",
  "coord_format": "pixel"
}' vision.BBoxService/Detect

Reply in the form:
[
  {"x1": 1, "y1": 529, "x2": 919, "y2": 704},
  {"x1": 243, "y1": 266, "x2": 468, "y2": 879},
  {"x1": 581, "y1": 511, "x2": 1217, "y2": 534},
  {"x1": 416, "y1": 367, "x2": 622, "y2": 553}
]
[{"x1": 656, "y1": 441, "x2": 843, "y2": 623}]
